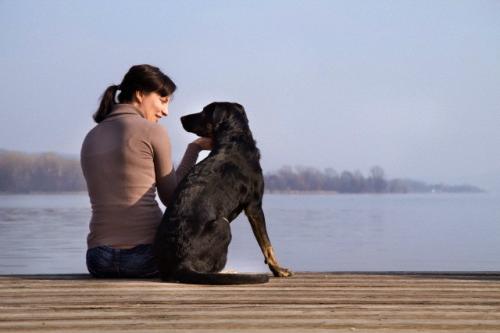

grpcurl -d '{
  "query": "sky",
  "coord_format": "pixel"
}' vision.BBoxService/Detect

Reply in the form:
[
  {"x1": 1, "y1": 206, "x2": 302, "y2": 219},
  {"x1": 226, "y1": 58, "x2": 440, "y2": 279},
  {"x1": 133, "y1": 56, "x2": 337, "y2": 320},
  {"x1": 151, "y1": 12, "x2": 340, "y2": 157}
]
[{"x1": 1, "y1": 0, "x2": 499, "y2": 190}]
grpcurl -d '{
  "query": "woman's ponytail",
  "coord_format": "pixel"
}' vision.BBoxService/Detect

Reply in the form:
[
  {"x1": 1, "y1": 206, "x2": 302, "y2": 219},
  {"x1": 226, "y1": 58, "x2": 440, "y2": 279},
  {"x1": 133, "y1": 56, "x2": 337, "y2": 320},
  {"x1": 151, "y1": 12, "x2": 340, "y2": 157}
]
[{"x1": 93, "y1": 85, "x2": 119, "y2": 123}]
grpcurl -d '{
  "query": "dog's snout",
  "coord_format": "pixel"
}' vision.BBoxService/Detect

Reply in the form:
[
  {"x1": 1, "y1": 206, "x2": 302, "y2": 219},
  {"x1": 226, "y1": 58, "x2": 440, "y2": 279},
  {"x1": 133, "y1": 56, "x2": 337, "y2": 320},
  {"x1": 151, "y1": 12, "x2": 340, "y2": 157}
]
[
  {"x1": 180, "y1": 115, "x2": 189, "y2": 129},
  {"x1": 180, "y1": 112, "x2": 211, "y2": 137},
  {"x1": 180, "y1": 114, "x2": 197, "y2": 132}
]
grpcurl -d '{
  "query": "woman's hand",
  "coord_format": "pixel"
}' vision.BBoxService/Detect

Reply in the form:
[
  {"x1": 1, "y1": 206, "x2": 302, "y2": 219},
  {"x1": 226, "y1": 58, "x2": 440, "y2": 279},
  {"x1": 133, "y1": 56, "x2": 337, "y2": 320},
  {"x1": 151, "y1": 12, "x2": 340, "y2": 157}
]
[{"x1": 192, "y1": 137, "x2": 213, "y2": 150}]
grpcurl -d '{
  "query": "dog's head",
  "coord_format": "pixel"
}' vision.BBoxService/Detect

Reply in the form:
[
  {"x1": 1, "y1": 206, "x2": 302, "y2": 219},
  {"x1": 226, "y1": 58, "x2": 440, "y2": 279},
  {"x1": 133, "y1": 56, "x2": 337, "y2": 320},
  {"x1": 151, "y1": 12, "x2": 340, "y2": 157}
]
[{"x1": 180, "y1": 102, "x2": 249, "y2": 138}]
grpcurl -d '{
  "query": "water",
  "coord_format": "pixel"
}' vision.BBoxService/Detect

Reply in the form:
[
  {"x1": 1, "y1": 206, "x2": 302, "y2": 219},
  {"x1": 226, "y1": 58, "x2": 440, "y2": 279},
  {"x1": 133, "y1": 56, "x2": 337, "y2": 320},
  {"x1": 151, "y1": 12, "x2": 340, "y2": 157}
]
[{"x1": 0, "y1": 192, "x2": 498, "y2": 274}]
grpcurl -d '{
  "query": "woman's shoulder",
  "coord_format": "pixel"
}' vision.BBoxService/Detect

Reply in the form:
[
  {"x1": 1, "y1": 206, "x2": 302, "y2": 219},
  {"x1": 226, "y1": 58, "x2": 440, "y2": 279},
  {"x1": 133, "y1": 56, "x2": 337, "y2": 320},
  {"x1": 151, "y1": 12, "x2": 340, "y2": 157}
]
[
  {"x1": 145, "y1": 120, "x2": 170, "y2": 140},
  {"x1": 135, "y1": 120, "x2": 170, "y2": 150},
  {"x1": 112, "y1": 109, "x2": 170, "y2": 140}
]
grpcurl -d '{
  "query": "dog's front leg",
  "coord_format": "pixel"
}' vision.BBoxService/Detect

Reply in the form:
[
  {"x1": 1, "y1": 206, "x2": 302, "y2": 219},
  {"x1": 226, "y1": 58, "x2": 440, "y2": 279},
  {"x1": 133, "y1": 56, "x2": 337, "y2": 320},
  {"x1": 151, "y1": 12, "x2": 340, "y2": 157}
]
[{"x1": 244, "y1": 203, "x2": 292, "y2": 277}]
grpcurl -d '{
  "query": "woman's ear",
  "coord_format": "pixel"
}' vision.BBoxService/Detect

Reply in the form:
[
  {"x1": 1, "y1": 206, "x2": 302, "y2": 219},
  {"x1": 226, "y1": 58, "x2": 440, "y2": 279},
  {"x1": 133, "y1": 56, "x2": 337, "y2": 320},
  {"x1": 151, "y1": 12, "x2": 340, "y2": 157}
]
[{"x1": 134, "y1": 90, "x2": 144, "y2": 104}]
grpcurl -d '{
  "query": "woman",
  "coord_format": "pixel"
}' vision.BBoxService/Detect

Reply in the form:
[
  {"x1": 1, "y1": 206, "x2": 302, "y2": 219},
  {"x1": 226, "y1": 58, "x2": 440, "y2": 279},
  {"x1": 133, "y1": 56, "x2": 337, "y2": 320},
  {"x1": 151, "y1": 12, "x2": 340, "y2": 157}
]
[{"x1": 81, "y1": 64, "x2": 211, "y2": 278}]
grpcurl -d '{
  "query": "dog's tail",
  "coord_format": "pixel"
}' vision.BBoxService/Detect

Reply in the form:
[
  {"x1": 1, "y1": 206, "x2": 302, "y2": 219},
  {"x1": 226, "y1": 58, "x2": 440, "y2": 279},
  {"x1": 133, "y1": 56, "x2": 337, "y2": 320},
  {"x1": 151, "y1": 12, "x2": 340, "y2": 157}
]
[{"x1": 172, "y1": 268, "x2": 269, "y2": 285}]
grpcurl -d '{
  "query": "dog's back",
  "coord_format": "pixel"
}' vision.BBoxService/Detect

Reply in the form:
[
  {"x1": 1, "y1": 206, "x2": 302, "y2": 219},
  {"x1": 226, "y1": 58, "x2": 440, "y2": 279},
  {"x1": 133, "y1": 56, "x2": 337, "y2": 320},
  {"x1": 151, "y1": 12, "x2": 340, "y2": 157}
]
[{"x1": 153, "y1": 102, "x2": 270, "y2": 284}]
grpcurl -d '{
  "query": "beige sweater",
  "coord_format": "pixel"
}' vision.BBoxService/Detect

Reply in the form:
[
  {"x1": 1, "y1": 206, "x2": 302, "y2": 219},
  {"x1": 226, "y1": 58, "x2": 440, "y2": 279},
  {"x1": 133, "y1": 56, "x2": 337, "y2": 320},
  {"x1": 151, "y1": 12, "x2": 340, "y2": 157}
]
[{"x1": 81, "y1": 104, "x2": 200, "y2": 249}]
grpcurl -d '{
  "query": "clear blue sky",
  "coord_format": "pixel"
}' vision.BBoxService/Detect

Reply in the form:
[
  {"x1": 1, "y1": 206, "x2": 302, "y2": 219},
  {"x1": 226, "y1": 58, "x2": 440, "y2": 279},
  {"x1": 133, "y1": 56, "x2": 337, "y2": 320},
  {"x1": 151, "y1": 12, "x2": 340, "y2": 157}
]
[{"x1": 1, "y1": 0, "x2": 499, "y2": 190}]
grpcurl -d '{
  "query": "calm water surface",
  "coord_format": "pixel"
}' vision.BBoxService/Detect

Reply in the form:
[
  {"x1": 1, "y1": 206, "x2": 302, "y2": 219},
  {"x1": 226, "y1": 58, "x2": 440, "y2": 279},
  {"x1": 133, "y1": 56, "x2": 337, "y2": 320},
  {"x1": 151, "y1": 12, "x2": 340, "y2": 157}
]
[{"x1": 0, "y1": 192, "x2": 498, "y2": 274}]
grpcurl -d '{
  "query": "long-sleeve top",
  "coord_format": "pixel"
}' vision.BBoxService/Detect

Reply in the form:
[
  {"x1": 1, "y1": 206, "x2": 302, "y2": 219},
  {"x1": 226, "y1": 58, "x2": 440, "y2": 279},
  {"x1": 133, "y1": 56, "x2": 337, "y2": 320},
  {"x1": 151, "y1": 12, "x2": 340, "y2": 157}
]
[{"x1": 81, "y1": 104, "x2": 200, "y2": 249}]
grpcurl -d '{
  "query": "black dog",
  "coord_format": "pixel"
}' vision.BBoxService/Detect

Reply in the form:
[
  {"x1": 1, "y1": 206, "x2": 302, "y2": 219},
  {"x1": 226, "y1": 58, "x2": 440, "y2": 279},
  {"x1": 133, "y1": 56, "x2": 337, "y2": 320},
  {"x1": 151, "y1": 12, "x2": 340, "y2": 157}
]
[{"x1": 153, "y1": 102, "x2": 292, "y2": 284}]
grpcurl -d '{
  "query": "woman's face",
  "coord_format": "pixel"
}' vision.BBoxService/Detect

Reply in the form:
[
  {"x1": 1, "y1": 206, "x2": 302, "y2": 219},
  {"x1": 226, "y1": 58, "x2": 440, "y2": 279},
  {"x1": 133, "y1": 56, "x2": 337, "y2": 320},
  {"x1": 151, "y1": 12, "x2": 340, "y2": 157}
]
[{"x1": 134, "y1": 91, "x2": 170, "y2": 123}]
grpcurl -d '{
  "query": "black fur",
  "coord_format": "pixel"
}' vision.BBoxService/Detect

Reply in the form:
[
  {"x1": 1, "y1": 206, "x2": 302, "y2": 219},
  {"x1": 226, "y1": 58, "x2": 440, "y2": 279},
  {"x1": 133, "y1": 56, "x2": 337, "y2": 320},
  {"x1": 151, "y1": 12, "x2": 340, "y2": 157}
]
[{"x1": 153, "y1": 102, "x2": 291, "y2": 285}]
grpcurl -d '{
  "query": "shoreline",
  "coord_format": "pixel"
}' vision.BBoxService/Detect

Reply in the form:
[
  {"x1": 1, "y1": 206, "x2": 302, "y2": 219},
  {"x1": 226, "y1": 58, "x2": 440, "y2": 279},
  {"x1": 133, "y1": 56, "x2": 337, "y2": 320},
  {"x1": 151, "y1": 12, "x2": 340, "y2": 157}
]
[
  {"x1": 266, "y1": 190, "x2": 486, "y2": 195},
  {"x1": 0, "y1": 190, "x2": 487, "y2": 196}
]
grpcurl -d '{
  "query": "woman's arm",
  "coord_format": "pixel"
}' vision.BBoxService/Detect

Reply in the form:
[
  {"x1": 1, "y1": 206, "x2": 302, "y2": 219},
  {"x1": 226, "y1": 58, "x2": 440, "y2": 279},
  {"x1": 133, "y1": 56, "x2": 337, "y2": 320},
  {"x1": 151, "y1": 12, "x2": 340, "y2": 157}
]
[
  {"x1": 174, "y1": 143, "x2": 201, "y2": 182},
  {"x1": 175, "y1": 137, "x2": 213, "y2": 180},
  {"x1": 150, "y1": 125, "x2": 176, "y2": 206},
  {"x1": 151, "y1": 124, "x2": 212, "y2": 206}
]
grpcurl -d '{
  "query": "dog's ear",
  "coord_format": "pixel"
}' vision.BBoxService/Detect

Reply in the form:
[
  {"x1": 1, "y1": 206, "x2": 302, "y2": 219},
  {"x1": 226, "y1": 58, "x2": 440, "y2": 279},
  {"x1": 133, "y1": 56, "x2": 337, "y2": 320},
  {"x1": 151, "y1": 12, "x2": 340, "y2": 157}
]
[
  {"x1": 211, "y1": 103, "x2": 230, "y2": 132},
  {"x1": 209, "y1": 102, "x2": 248, "y2": 134},
  {"x1": 211, "y1": 103, "x2": 225, "y2": 125}
]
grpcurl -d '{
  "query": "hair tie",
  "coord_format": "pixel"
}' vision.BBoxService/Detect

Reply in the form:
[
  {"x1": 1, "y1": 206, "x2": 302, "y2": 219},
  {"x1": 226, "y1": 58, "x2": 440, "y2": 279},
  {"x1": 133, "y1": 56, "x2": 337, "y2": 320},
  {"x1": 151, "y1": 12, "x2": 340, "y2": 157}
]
[{"x1": 114, "y1": 85, "x2": 121, "y2": 103}]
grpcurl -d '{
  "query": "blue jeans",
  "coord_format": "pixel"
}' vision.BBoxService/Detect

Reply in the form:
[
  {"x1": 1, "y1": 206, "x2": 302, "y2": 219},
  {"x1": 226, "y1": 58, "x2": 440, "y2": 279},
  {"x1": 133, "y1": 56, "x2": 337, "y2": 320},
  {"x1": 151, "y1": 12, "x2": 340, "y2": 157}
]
[{"x1": 86, "y1": 244, "x2": 159, "y2": 278}]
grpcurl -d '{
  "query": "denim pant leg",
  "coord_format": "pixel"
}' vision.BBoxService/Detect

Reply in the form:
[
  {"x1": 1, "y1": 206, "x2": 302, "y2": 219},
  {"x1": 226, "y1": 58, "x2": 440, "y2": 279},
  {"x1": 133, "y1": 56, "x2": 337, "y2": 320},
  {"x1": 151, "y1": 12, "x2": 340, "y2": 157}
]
[
  {"x1": 119, "y1": 244, "x2": 159, "y2": 278},
  {"x1": 86, "y1": 246, "x2": 120, "y2": 278},
  {"x1": 86, "y1": 244, "x2": 159, "y2": 278}
]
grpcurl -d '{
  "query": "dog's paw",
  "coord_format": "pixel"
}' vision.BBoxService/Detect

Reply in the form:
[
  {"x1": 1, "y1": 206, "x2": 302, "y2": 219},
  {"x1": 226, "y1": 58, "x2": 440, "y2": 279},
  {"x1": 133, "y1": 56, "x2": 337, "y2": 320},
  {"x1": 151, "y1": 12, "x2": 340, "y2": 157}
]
[{"x1": 270, "y1": 265, "x2": 293, "y2": 278}]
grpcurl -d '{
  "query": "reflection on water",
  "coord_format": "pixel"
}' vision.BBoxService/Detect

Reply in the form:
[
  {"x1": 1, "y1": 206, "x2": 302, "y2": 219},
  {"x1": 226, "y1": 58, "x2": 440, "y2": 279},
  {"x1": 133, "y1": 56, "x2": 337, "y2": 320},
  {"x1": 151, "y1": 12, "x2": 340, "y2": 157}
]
[{"x1": 0, "y1": 192, "x2": 499, "y2": 274}]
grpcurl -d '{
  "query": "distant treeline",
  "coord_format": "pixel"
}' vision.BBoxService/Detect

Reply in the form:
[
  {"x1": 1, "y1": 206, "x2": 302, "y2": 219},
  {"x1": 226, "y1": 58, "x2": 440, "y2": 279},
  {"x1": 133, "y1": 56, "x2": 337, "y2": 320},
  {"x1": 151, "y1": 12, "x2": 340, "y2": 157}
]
[
  {"x1": 264, "y1": 166, "x2": 484, "y2": 194},
  {"x1": 0, "y1": 150, "x2": 86, "y2": 193},
  {"x1": 0, "y1": 150, "x2": 483, "y2": 194}
]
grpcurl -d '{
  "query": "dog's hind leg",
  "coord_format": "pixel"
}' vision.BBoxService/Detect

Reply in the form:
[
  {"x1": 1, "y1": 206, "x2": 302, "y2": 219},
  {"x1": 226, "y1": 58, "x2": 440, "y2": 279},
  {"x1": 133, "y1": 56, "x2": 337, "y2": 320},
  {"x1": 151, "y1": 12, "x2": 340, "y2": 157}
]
[
  {"x1": 244, "y1": 203, "x2": 292, "y2": 277},
  {"x1": 187, "y1": 217, "x2": 232, "y2": 273}
]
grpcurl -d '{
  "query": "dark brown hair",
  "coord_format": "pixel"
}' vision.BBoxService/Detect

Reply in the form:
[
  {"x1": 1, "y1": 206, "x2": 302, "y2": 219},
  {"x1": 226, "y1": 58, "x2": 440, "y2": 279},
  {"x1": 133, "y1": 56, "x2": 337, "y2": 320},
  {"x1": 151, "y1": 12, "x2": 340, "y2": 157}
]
[{"x1": 93, "y1": 64, "x2": 176, "y2": 123}]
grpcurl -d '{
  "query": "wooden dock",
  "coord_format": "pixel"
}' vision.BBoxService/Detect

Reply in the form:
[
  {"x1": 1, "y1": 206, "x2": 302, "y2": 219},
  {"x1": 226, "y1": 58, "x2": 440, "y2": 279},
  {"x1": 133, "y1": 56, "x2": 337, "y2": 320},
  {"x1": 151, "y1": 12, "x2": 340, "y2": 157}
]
[{"x1": 1, "y1": 272, "x2": 500, "y2": 332}]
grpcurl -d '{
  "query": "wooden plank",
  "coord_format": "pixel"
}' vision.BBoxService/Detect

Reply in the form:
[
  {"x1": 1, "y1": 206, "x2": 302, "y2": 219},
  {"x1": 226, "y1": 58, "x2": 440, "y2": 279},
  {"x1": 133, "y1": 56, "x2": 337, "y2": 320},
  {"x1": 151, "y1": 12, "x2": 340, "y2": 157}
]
[{"x1": 1, "y1": 272, "x2": 499, "y2": 332}]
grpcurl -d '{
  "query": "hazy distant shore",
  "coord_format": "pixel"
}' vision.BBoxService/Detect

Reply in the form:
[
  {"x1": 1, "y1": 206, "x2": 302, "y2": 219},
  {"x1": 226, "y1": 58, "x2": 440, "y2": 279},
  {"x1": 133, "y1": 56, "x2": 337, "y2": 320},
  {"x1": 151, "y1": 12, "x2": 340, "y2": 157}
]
[
  {"x1": 0, "y1": 191, "x2": 88, "y2": 195},
  {"x1": 265, "y1": 190, "x2": 486, "y2": 195},
  {"x1": 0, "y1": 149, "x2": 484, "y2": 194},
  {"x1": 0, "y1": 190, "x2": 485, "y2": 196}
]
